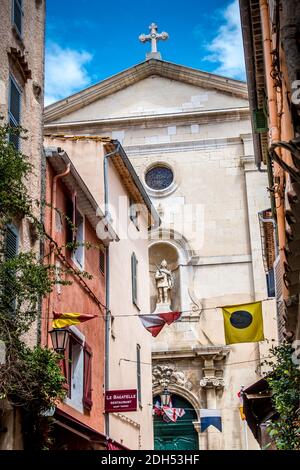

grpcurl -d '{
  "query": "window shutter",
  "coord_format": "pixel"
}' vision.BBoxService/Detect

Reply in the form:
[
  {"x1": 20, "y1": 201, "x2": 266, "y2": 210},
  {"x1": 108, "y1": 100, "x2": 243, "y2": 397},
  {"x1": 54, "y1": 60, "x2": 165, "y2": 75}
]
[
  {"x1": 5, "y1": 226, "x2": 18, "y2": 260},
  {"x1": 99, "y1": 248, "x2": 105, "y2": 275},
  {"x1": 4, "y1": 226, "x2": 18, "y2": 313},
  {"x1": 74, "y1": 209, "x2": 84, "y2": 268},
  {"x1": 131, "y1": 253, "x2": 138, "y2": 305},
  {"x1": 253, "y1": 109, "x2": 268, "y2": 133},
  {"x1": 136, "y1": 344, "x2": 141, "y2": 407},
  {"x1": 83, "y1": 344, "x2": 93, "y2": 410},
  {"x1": 9, "y1": 78, "x2": 21, "y2": 124},
  {"x1": 13, "y1": 0, "x2": 23, "y2": 36},
  {"x1": 9, "y1": 77, "x2": 21, "y2": 149},
  {"x1": 66, "y1": 197, "x2": 74, "y2": 246},
  {"x1": 274, "y1": 256, "x2": 286, "y2": 342},
  {"x1": 266, "y1": 269, "x2": 275, "y2": 297}
]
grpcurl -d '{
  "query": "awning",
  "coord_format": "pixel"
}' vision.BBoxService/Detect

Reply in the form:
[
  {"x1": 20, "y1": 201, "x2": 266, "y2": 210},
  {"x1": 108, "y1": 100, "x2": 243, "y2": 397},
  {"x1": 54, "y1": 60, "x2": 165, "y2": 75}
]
[
  {"x1": 107, "y1": 440, "x2": 129, "y2": 451},
  {"x1": 54, "y1": 408, "x2": 128, "y2": 450},
  {"x1": 242, "y1": 378, "x2": 278, "y2": 444}
]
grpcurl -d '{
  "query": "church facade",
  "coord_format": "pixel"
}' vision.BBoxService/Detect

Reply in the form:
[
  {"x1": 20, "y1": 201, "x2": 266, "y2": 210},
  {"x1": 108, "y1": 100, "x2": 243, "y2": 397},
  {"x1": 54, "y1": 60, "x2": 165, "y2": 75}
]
[{"x1": 44, "y1": 53, "x2": 278, "y2": 449}]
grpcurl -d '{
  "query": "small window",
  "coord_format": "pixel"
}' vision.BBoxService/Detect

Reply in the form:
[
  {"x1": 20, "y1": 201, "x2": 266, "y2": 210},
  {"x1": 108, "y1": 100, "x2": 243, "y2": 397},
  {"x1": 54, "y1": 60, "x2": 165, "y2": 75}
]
[
  {"x1": 129, "y1": 198, "x2": 139, "y2": 230},
  {"x1": 136, "y1": 344, "x2": 142, "y2": 408},
  {"x1": 131, "y1": 252, "x2": 138, "y2": 306},
  {"x1": 266, "y1": 269, "x2": 275, "y2": 298},
  {"x1": 12, "y1": 0, "x2": 23, "y2": 37},
  {"x1": 99, "y1": 248, "x2": 105, "y2": 275},
  {"x1": 8, "y1": 76, "x2": 21, "y2": 149},
  {"x1": 65, "y1": 333, "x2": 92, "y2": 412},
  {"x1": 72, "y1": 208, "x2": 84, "y2": 269}
]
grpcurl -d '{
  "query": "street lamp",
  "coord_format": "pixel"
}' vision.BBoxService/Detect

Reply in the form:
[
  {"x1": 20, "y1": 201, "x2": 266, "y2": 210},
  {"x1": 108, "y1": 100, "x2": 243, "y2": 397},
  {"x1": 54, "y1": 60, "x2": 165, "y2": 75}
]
[
  {"x1": 49, "y1": 328, "x2": 69, "y2": 354},
  {"x1": 160, "y1": 387, "x2": 171, "y2": 407}
]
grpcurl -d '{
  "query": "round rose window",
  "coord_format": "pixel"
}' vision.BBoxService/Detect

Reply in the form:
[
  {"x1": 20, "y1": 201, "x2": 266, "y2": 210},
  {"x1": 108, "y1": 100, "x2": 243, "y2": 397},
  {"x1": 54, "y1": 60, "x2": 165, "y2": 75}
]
[{"x1": 145, "y1": 165, "x2": 174, "y2": 191}]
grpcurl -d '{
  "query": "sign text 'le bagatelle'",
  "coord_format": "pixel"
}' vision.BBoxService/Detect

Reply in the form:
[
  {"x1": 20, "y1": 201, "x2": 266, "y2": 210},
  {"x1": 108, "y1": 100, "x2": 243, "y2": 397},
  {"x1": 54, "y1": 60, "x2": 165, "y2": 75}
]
[{"x1": 105, "y1": 389, "x2": 137, "y2": 413}]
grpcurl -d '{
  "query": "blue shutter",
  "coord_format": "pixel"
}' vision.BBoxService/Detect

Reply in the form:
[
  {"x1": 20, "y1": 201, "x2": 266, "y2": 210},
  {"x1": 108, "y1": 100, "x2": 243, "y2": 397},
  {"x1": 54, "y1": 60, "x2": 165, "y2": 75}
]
[
  {"x1": 9, "y1": 76, "x2": 21, "y2": 149},
  {"x1": 4, "y1": 225, "x2": 18, "y2": 312},
  {"x1": 266, "y1": 269, "x2": 275, "y2": 298},
  {"x1": 83, "y1": 344, "x2": 93, "y2": 410},
  {"x1": 5, "y1": 226, "x2": 18, "y2": 260},
  {"x1": 12, "y1": 0, "x2": 23, "y2": 37}
]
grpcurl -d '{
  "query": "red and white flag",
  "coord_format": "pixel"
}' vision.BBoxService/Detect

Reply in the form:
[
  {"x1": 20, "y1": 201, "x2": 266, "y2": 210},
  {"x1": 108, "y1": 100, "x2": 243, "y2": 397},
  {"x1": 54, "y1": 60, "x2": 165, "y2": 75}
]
[
  {"x1": 139, "y1": 311, "x2": 181, "y2": 337},
  {"x1": 162, "y1": 399, "x2": 185, "y2": 423},
  {"x1": 153, "y1": 400, "x2": 162, "y2": 416}
]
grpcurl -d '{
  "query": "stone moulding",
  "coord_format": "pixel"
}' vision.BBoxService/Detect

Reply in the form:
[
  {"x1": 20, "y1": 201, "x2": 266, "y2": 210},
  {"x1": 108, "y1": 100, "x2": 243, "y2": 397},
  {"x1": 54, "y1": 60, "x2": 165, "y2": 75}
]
[{"x1": 199, "y1": 377, "x2": 225, "y2": 390}]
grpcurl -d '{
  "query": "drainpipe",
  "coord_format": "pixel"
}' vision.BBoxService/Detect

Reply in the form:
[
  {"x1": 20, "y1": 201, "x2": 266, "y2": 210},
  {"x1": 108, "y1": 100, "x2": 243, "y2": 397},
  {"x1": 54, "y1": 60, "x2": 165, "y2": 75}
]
[
  {"x1": 45, "y1": 161, "x2": 71, "y2": 346},
  {"x1": 259, "y1": 0, "x2": 287, "y2": 295},
  {"x1": 103, "y1": 143, "x2": 121, "y2": 439}
]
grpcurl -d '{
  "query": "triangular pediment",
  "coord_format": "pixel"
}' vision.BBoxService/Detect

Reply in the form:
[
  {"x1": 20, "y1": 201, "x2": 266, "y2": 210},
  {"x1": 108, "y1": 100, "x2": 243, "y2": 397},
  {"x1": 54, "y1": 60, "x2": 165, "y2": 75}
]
[{"x1": 44, "y1": 59, "x2": 248, "y2": 124}]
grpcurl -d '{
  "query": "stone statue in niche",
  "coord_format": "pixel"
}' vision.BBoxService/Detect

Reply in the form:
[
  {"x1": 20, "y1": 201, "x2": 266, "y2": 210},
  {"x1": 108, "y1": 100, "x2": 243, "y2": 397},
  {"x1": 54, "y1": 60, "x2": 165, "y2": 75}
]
[{"x1": 155, "y1": 259, "x2": 173, "y2": 310}]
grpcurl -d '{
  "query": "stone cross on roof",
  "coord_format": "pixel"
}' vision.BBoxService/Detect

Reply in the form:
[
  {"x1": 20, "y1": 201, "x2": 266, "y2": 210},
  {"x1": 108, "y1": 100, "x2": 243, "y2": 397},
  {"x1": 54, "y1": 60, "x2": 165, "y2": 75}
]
[{"x1": 139, "y1": 23, "x2": 169, "y2": 60}]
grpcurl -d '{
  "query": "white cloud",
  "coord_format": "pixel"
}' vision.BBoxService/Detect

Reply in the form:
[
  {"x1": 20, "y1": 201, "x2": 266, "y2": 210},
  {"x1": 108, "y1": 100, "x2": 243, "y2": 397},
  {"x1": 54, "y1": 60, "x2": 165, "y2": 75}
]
[
  {"x1": 45, "y1": 43, "x2": 93, "y2": 106},
  {"x1": 203, "y1": 0, "x2": 246, "y2": 80}
]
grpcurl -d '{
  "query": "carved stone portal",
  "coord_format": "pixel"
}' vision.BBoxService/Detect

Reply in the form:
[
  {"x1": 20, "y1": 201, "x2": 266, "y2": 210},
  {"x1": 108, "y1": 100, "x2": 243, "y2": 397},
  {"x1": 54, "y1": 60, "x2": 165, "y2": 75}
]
[{"x1": 152, "y1": 364, "x2": 193, "y2": 391}]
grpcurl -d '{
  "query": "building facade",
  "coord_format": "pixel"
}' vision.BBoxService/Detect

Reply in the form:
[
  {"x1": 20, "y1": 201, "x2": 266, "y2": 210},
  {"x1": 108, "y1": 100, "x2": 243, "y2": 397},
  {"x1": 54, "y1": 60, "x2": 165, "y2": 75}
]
[
  {"x1": 239, "y1": 0, "x2": 300, "y2": 447},
  {"x1": 44, "y1": 135, "x2": 159, "y2": 450},
  {"x1": 44, "y1": 53, "x2": 278, "y2": 449},
  {"x1": 0, "y1": 0, "x2": 45, "y2": 450},
  {"x1": 42, "y1": 147, "x2": 118, "y2": 449},
  {"x1": 239, "y1": 0, "x2": 300, "y2": 343}
]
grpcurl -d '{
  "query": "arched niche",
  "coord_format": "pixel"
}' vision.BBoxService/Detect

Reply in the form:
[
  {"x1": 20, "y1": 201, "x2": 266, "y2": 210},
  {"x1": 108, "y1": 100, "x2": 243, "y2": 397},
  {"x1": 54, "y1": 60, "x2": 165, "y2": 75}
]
[{"x1": 149, "y1": 241, "x2": 180, "y2": 313}]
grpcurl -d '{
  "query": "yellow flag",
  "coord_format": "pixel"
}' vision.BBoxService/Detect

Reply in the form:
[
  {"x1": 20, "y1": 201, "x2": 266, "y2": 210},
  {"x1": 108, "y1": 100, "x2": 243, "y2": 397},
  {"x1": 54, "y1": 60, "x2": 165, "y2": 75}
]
[
  {"x1": 222, "y1": 301, "x2": 264, "y2": 345},
  {"x1": 52, "y1": 312, "x2": 97, "y2": 329},
  {"x1": 239, "y1": 405, "x2": 246, "y2": 421}
]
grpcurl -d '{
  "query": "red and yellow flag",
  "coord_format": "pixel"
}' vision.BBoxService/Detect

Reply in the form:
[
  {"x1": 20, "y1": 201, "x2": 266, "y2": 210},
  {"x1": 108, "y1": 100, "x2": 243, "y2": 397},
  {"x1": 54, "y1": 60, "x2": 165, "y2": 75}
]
[{"x1": 52, "y1": 312, "x2": 97, "y2": 329}]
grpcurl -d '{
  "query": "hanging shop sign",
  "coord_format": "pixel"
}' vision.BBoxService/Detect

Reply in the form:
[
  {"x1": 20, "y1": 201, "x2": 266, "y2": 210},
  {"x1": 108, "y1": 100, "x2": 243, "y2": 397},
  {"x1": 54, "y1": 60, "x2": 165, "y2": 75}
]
[{"x1": 105, "y1": 389, "x2": 137, "y2": 413}]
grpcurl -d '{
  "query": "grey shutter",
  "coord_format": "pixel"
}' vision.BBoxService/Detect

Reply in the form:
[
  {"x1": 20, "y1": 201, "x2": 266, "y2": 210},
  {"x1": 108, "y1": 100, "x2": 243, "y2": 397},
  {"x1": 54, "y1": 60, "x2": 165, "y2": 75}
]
[
  {"x1": 136, "y1": 344, "x2": 141, "y2": 407},
  {"x1": 131, "y1": 253, "x2": 138, "y2": 305}
]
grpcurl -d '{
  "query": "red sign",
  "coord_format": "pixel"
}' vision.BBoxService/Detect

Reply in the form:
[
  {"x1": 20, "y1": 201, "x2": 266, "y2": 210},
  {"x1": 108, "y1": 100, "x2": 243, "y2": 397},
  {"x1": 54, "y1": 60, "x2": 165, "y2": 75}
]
[{"x1": 105, "y1": 389, "x2": 137, "y2": 413}]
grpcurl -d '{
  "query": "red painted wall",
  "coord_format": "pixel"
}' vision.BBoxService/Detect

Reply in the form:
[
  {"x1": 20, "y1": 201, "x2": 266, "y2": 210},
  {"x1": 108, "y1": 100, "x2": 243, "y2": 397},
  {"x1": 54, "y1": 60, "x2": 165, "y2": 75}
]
[{"x1": 42, "y1": 161, "x2": 106, "y2": 435}]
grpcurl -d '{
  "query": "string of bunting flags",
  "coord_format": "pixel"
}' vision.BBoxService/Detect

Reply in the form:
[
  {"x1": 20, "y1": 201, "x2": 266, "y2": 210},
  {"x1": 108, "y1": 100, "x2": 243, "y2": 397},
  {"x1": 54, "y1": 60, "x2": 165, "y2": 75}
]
[
  {"x1": 152, "y1": 399, "x2": 223, "y2": 432},
  {"x1": 51, "y1": 300, "x2": 265, "y2": 345}
]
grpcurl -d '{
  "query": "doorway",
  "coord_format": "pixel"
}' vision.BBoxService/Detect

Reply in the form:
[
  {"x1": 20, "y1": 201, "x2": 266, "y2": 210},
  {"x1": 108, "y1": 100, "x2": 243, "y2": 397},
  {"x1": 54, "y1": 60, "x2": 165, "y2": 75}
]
[{"x1": 153, "y1": 394, "x2": 198, "y2": 450}]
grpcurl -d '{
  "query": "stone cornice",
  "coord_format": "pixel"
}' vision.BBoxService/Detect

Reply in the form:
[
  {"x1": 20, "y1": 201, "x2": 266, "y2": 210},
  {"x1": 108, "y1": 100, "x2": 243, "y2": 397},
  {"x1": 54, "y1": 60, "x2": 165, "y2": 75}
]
[
  {"x1": 125, "y1": 137, "x2": 246, "y2": 156},
  {"x1": 44, "y1": 59, "x2": 248, "y2": 123},
  {"x1": 44, "y1": 107, "x2": 250, "y2": 132},
  {"x1": 152, "y1": 346, "x2": 230, "y2": 360}
]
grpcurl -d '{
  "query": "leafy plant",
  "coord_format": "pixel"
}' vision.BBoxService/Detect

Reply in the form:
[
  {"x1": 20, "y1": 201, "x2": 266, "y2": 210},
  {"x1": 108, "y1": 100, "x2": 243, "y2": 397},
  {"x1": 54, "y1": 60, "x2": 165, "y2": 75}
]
[
  {"x1": 0, "y1": 122, "x2": 67, "y2": 449},
  {"x1": 265, "y1": 343, "x2": 300, "y2": 450}
]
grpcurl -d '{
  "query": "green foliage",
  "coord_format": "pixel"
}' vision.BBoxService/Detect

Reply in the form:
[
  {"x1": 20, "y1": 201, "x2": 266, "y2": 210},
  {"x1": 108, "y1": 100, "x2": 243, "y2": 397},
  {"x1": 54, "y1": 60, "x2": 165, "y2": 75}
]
[
  {"x1": 266, "y1": 343, "x2": 300, "y2": 450},
  {"x1": 0, "y1": 122, "x2": 66, "y2": 449},
  {"x1": 0, "y1": 250, "x2": 53, "y2": 332},
  {"x1": 0, "y1": 122, "x2": 32, "y2": 220},
  {"x1": 8, "y1": 346, "x2": 66, "y2": 412}
]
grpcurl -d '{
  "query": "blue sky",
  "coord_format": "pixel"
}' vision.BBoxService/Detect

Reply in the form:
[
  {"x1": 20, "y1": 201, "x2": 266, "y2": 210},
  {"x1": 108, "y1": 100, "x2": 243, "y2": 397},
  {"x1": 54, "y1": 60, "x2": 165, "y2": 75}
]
[{"x1": 45, "y1": 0, "x2": 245, "y2": 105}]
